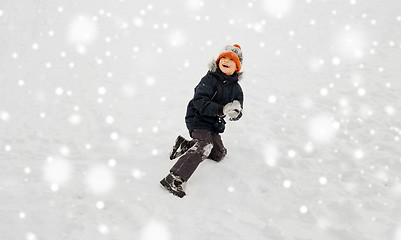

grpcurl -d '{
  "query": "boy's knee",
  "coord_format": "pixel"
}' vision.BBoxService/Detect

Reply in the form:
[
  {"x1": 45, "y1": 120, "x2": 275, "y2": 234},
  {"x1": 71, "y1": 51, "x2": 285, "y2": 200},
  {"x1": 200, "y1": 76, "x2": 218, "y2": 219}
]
[{"x1": 210, "y1": 148, "x2": 227, "y2": 162}]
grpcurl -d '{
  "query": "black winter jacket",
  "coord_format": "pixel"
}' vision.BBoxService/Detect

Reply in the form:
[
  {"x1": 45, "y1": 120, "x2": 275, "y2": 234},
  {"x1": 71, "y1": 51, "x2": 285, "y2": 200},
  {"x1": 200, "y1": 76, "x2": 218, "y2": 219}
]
[{"x1": 185, "y1": 62, "x2": 244, "y2": 135}]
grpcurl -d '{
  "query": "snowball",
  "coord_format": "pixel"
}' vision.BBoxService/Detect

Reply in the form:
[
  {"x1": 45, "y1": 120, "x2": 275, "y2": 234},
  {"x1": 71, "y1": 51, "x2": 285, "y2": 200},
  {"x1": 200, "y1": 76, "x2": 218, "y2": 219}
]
[
  {"x1": 227, "y1": 186, "x2": 235, "y2": 192},
  {"x1": 86, "y1": 166, "x2": 115, "y2": 194},
  {"x1": 141, "y1": 220, "x2": 171, "y2": 240}
]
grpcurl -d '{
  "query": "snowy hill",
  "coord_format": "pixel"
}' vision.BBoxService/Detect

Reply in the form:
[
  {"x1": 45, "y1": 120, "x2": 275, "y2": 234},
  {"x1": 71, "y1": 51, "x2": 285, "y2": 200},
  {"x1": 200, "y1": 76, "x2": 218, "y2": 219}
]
[{"x1": 1, "y1": 0, "x2": 401, "y2": 239}]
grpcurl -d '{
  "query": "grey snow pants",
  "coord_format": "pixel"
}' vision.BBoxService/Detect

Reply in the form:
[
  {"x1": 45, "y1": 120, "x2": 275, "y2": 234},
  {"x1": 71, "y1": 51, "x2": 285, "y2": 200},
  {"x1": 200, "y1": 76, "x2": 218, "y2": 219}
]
[{"x1": 170, "y1": 129, "x2": 227, "y2": 181}]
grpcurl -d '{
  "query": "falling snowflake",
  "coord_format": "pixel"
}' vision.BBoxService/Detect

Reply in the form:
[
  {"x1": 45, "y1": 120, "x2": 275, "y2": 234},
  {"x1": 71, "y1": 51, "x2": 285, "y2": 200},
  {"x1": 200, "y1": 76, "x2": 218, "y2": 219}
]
[
  {"x1": 141, "y1": 220, "x2": 171, "y2": 240},
  {"x1": 308, "y1": 115, "x2": 340, "y2": 144},
  {"x1": 43, "y1": 157, "x2": 72, "y2": 187},
  {"x1": 299, "y1": 205, "x2": 308, "y2": 214},
  {"x1": 86, "y1": 166, "x2": 115, "y2": 194},
  {"x1": 263, "y1": 0, "x2": 292, "y2": 18}
]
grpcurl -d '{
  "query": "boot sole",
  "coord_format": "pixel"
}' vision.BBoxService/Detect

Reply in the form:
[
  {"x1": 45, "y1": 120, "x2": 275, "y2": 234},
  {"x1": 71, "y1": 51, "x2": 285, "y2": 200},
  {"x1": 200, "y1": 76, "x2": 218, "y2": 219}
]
[
  {"x1": 160, "y1": 179, "x2": 186, "y2": 198},
  {"x1": 169, "y1": 135, "x2": 186, "y2": 160}
]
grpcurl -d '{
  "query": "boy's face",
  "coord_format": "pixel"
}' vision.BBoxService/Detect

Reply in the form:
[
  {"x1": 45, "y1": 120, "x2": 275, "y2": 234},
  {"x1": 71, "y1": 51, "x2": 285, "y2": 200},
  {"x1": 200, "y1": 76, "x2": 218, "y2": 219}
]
[{"x1": 218, "y1": 57, "x2": 237, "y2": 75}]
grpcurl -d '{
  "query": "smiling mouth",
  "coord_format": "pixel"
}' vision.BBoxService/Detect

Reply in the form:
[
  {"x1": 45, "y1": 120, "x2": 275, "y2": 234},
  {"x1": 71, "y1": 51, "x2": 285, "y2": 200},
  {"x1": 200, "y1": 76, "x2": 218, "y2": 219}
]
[{"x1": 222, "y1": 64, "x2": 229, "y2": 68}]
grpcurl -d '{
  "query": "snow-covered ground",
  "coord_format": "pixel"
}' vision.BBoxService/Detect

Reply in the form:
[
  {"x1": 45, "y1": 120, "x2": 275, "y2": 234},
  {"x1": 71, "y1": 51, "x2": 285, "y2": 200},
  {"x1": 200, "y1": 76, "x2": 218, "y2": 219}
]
[{"x1": 1, "y1": 0, "x2": 401, "y2": 239}]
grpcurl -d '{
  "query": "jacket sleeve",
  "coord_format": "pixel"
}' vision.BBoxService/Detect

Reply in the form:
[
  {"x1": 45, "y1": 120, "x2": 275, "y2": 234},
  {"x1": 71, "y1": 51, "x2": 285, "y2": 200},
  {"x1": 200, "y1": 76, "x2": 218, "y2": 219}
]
[
  {"x1": 192, "y1": 75, "x2": 220, "y2": 117},
  {"x1": 237, "y1": 85, "x2": 244, "y2": 109}
]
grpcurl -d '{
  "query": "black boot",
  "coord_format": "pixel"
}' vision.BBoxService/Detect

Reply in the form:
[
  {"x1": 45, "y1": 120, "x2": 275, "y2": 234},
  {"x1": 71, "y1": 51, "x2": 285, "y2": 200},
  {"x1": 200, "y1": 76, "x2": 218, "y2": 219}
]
[
  {"x1": 169, "y1": 135, "x2": 195, "y2": 160},
  {"x1": 160, "y1": 172, "x2": 186, "y2": 198}
]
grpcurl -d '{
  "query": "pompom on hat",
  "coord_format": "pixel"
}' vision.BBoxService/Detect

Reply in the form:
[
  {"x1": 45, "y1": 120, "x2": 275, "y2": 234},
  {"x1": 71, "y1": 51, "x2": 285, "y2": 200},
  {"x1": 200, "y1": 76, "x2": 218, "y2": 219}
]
[{"x1": 216, "y1": 44, "x2": 243, "y2": 73}]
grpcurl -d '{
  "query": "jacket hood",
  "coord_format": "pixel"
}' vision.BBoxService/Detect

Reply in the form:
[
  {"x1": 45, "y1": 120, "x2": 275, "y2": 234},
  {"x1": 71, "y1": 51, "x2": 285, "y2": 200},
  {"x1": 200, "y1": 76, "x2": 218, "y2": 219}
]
[{"x1": 208, "y1": 60, "x2": 243, "y2": 81}]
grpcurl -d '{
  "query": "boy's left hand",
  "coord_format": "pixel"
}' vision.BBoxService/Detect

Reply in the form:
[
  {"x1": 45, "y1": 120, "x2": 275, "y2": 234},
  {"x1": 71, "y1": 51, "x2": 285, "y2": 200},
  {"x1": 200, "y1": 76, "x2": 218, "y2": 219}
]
[
  {"x1": 223, "y1": 100, "x2": 242, "y2": 121},
  {"x1": 229, "y1": 110, "x2": 242, "y2": 121}
]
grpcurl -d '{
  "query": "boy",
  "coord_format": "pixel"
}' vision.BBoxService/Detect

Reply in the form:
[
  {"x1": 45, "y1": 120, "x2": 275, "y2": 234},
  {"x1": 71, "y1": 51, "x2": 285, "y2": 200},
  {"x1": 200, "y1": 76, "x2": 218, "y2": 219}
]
[{"x1": 160, "y1": 44, "x2": 244, "y2": 198}]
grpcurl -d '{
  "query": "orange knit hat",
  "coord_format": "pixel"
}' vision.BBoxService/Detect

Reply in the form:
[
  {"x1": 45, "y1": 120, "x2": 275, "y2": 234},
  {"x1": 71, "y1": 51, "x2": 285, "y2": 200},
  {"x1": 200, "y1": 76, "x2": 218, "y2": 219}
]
[{"x1": 216, "y1": 44, "x2": 243, "y2": 73}]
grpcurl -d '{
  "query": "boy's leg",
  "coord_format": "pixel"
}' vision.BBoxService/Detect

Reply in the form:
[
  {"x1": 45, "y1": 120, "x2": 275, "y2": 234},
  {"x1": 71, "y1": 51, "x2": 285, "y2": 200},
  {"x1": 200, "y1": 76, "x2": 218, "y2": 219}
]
[
  {"x1": 170, "y1": 129, "x2": 213, "y2": 181},
  {"x1": 208, "y1": 134, "x2": 227, "y2": 162}
]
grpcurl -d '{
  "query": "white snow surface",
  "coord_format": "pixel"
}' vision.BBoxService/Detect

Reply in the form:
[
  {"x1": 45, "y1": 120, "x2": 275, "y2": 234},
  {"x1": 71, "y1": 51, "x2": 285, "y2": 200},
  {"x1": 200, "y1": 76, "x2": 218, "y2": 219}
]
[{"x1": 1, "y1": 0, "x2": 401, "y2": 239}]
